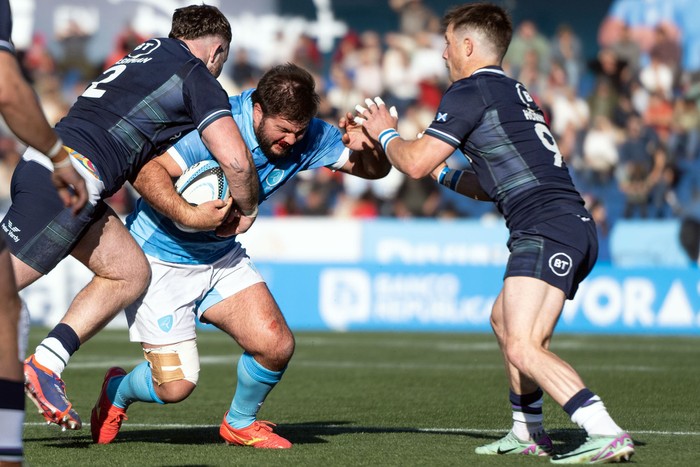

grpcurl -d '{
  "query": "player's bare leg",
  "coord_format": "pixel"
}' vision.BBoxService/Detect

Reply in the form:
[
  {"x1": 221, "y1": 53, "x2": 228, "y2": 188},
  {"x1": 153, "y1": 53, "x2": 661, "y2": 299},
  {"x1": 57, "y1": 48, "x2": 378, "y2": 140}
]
[
  {"x1": 23, "y1": 209, "x2": 150, "y2": 430},
  {"x1": 498, "y1": 276, "x2": 633, "y2": 463},
  {"x1": 204, "y1": 282, "x2": 294, "y2": 448},
  {"x1": 68, "y1": 210, "x2": 151, "y2": 341},
  {"x1": 0, "y1": 248, "x2": 24, "y2": 464},
  {"x1": 205, "y1": 282, "x2": 295, "y2": 372},
  {"x1": 475, "y1": 288, "x2": 553, "y2": 456}
]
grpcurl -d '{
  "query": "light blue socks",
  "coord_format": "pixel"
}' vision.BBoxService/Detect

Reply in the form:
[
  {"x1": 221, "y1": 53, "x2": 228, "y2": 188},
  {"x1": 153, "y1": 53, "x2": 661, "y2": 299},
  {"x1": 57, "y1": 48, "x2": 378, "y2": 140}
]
[
  {"x1": 110, "y1": 361, "x2": 164, "y2": 409},
  {"x1": 226, "y1": 352, "x2": 284, "y2": 429}
]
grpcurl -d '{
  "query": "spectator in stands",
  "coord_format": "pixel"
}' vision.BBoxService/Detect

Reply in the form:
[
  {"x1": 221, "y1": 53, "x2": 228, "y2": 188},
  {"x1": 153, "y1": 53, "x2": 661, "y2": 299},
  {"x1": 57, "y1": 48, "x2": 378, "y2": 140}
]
[
  {"x1": 327, "y1": 63, "x2": 364, "y2": 120},
  {"x1": 668, "y1": 96, "x2": 700, "y2": 162},
  {"x1": 611, "y1": 92, "x2": 637, "y2": 129},
  {"x1": 639, "y1": 49, "x2": 675, "y2": 101},
  {"x1": 516, "y1": 49, "x2": 546, "y2": 103},
  {"x1": 291, "y1": 33, "x2": 322, "y2": 75},
  {"x1": 671, "y1": 0, "x2": 700, "y2": 84},
  {"x1": 616, "y1": 115, "x2": 664, "y2": 218},
  {"x1": 409, "y1": 30, "x2": 448, "y2": 105},
  {"x1": 582, "y1": 115, "x2": 620, "y2": 187},
  {"x1": 504, "y1": 20, "x2": 550, "y2": 77},
  {"x1": 598, "y1": 0, "x2": 678, "y2": 67},
  {"x1": 382, "y1": 33, "x2": 419, "y2": 116},
  {"x1": 389, "y1": 0, "x2": 440, "y2": 36},
  {"x1": 588, "y1": 47, "x2": 628, "y2": 96},
  {"x1": 332, "y1": 30, "x2": 361, "y2": 73},
  {"x1": 393, "y1": 176, "x2": 440, "y2": 218},
  {"x1": 21, "y1": 33, "x2": 57, "y2": 81},
  {"x1": 56, "y1": 19, "x2": 95, "y2": 83},
  {"x1": 609, "y1": 24, "x2": 641, "y2": 77},
  {"x1": 642, "y1": 91, "x2": 674, "y2": 144},
  {"x1": 649, "y1": 24, "x2": 682, "y2": 88},
  {"x1": 353, "y1": 31, "x2": 384, "y2": 99},
  {"x1": 679, "y1": 196, "x2": 700, "y2": 265},
  {"x1": 649, "y1": 162, "x2": 681, "y2": 218},
  {"x1": 548, "y1": 84, "x2": 590, "y2": 140},
  {"x1": 103, "y1": 24, "x2": 146, "y2": 70},
  {"x1": 228, "y1": 48, "x2": 261, "y2": 91},
  {"x1": 550, "y1": 23, "x2": 584, "y2": 91}
]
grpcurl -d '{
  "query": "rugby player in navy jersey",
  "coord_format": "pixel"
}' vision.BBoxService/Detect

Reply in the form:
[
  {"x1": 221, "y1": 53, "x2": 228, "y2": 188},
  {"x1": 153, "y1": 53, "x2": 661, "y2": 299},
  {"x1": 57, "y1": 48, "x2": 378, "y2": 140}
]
[
  {"x1": 2, "y1": 5, "x2": 259, "y2": 432},
  {"x1": 86, "y1": 63, "x2": 390, "y2": 448},
  {"x1": 0, "y1": 0, "x2": 87, "y2": 462},
  {"x1": 357, "y1": 3, "x2": 634, "y2": 464}
]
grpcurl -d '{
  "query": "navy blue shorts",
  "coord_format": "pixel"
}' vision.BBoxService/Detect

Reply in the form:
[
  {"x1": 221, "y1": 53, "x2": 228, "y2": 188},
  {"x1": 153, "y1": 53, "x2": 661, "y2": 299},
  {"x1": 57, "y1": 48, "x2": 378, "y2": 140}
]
[
  {"x1": 1, "y1": 159, "x2": 106, "y2": 275},
  {"x1": 505, "y1": 214, "x2": 598, "y2": 299}
]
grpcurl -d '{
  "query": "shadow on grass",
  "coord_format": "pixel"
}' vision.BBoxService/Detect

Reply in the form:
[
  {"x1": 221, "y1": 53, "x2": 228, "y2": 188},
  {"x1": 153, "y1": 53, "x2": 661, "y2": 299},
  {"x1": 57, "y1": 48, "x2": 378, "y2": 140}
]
[{"x1": 25, "y1": 422, "x2": 646, "y2": 454}]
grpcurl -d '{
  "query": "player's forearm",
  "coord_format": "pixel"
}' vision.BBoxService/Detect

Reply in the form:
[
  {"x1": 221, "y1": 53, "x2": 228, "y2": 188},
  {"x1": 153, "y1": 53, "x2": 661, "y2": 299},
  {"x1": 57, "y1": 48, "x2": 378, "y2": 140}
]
[
  {"x1": 384, "y1": 137, "x2": 435, "y2": 179},
  {"x1": 349, "y1": 147, "x2": 392, "y2": 179},
  {"x1": 201, "y1": 117, "x2": 259, "y2": 215},
  {"x1": 133, "y1": 161, "x2": 192, "y2": 223},
  {"x1": 0, "y1": 53, "x2": 60, "y2": 155},
  {"x1": 435, "y1": 166, "x2": 492, "y2": 201}
]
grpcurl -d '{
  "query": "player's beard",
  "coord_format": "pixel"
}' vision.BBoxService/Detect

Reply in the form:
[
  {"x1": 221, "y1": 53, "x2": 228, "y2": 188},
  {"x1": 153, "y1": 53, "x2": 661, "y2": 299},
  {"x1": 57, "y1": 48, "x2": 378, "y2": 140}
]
[{"x1": 255, "y1": 118, "x2": 291, "y2": 159}]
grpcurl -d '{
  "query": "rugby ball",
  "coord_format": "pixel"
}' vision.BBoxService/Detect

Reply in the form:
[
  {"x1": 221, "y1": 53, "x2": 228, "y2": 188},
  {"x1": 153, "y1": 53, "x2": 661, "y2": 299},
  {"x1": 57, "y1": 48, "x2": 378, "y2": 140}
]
[{"x1": 173, "y1": 160, "x2": 229, "y2": 232}]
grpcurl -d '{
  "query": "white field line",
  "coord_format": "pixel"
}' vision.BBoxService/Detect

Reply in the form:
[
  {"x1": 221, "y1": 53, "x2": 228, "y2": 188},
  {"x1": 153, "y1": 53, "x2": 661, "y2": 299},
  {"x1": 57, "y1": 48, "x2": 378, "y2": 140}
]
[
  {"x1": 66, "y1": 355, "x2": 661, "y2": 372},
  {"x1": 70, "y1": 333, "x2": 700, "y2": 355},
  {"x1": 68, "y1": 354, "x2": 660, "y2": 379},
  {"x1": 23, "y1": 422, "x2": 700, "y2": 436}
]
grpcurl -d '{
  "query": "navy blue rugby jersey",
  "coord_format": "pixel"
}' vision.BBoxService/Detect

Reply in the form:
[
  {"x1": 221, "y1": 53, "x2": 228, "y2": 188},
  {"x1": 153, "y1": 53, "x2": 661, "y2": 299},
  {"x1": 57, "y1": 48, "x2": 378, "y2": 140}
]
[
  {"x1": 425, "y1": 66, "x2": 588, "y2": 231},
  {"x1": 0, "y1": 0, "x2": 14, "y2": 54},
  {"x1": 55, "y1": 37, "x2": 232, "y2": 196}
]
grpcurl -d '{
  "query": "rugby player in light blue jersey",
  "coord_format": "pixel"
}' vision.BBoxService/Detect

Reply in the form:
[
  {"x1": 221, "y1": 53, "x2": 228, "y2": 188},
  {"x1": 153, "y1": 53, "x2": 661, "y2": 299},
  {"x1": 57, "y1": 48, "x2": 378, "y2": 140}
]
[
  {"x1": 357, "y1": 3, "x2": 633, "y2": 464},
  {"x1": 89, "y1": 63, "x2": 391, "y2": 448}
]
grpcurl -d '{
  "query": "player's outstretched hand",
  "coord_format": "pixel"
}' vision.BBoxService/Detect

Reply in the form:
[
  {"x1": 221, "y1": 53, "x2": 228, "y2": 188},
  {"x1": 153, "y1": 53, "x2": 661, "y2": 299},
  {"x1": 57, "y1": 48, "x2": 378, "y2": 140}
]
[
  {"x1": 340, "y1": 111, "x2": 378, "y2": 152},
  {"x1": 354, "y1": 97, "x2": 398, "y2": 141},
  {"x1": 51, "y1": 156, "x2": 88, "y2": 215}
]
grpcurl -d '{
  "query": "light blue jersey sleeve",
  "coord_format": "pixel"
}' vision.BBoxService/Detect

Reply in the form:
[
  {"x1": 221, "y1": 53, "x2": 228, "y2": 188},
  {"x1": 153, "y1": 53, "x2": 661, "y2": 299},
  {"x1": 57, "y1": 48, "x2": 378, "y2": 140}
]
[
  {"x1": 128, "y1": 89, "x2": 352, "y2": 265},
  {"x1": 168, "y1": 128, "x2": 215, "y2": 170}
]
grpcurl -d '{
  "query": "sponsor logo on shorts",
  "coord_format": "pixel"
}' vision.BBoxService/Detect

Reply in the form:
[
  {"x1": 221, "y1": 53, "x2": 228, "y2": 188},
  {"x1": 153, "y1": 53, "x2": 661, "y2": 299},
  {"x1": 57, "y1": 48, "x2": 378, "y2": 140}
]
[
  {"x1": 549, "y1": 252, "x2": 572, "y2": 277},
  {"x1": 1, "y1": 220, "x2": 21, "y2": 242},
  {"x1": 70, "y1": 150, "x2": 101, "y2": 180}
]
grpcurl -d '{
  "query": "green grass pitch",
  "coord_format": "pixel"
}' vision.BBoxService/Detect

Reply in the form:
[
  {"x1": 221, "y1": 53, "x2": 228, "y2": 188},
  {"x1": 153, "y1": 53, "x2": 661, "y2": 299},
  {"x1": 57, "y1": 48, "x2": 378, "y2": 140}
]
[{"x1": 22, "y1": 328, "x2": 700, "y2": 465}]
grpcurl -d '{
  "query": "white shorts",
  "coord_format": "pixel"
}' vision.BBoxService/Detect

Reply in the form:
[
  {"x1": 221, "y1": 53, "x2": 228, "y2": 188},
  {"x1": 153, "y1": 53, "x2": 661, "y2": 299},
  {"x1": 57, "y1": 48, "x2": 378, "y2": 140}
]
[{"x1": 125, "y1": 243, "x2": 264, "y2": 345}]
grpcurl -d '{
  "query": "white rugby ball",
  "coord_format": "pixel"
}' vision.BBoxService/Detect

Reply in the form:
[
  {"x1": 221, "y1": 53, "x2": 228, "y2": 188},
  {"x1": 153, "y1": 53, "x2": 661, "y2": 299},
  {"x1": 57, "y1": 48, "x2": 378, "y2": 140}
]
[{"x1": 173, "y1": 160, "x2": 229, "y2": 232}]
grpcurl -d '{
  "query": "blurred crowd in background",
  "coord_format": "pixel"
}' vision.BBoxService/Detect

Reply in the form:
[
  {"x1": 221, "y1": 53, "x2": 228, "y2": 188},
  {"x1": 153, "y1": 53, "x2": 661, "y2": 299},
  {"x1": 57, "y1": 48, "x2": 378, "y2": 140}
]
[{"x1": 2, "y1": 0, "x2": 700, "y2": 247}]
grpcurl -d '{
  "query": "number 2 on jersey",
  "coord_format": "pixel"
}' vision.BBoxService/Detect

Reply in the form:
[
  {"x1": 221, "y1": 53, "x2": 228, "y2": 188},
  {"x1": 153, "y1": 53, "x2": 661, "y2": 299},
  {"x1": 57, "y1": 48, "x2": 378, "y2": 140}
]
[
  {"x1": 534, "y1": 122, "x2": 563, "y2": 167},
  {"x1": 82, "y1": 64, "x2": 127, "y2": 99}
]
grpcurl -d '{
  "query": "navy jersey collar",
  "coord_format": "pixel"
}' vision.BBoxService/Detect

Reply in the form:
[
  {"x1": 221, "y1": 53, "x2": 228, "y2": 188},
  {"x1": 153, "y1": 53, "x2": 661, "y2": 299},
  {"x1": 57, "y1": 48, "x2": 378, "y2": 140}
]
[{"x1": 472, "y1": 66, "x2": 505, "y2": 76}]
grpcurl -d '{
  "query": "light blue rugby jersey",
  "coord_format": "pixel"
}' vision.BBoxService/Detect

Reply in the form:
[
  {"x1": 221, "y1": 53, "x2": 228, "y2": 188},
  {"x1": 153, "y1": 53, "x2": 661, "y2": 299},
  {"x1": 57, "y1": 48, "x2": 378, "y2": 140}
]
[{"x1": 127, "y1": 88, "x2": 350, "y2": 264}]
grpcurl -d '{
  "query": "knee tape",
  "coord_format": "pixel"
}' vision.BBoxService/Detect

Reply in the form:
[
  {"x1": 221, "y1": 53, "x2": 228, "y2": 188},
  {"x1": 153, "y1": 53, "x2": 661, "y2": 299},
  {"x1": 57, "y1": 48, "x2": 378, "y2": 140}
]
[{"x1": 143, "y1": 339, "x2": 200, "y2": 386}]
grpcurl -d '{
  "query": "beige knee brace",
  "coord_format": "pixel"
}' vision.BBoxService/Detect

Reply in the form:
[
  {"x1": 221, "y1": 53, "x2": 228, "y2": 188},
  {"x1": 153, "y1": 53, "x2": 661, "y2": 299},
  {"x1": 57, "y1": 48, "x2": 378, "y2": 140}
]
[{"x1": 143, "y1": 339, "x2": 200, "y2": 386}]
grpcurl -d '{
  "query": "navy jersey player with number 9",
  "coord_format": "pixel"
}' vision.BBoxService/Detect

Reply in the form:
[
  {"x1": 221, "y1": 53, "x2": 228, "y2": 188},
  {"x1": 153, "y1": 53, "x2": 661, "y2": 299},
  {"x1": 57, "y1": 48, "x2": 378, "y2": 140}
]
[
  {"x1": 356, "y1": 3, "x2": 634, "y2": 464},
  {"x1": 5, "y1": 4, "x2": 259, "y2": 433}
]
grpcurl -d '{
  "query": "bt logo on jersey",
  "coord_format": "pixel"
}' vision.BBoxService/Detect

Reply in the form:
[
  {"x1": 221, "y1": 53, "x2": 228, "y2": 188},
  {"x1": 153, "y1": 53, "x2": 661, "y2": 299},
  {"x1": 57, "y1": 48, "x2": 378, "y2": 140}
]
[{"x1": 549, "y1": 252, "x2": 572, "y2": 277}]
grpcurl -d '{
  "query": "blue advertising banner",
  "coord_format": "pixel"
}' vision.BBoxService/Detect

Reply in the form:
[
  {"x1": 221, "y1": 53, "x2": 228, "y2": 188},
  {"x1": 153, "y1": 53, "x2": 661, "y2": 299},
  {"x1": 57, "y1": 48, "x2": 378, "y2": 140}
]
[
  {"x1": 362, "y1": 218, "x2": 510, "y2": 266},
  {"x1": 259, "y1": 263, "x2": 700, "y2": 335}
]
